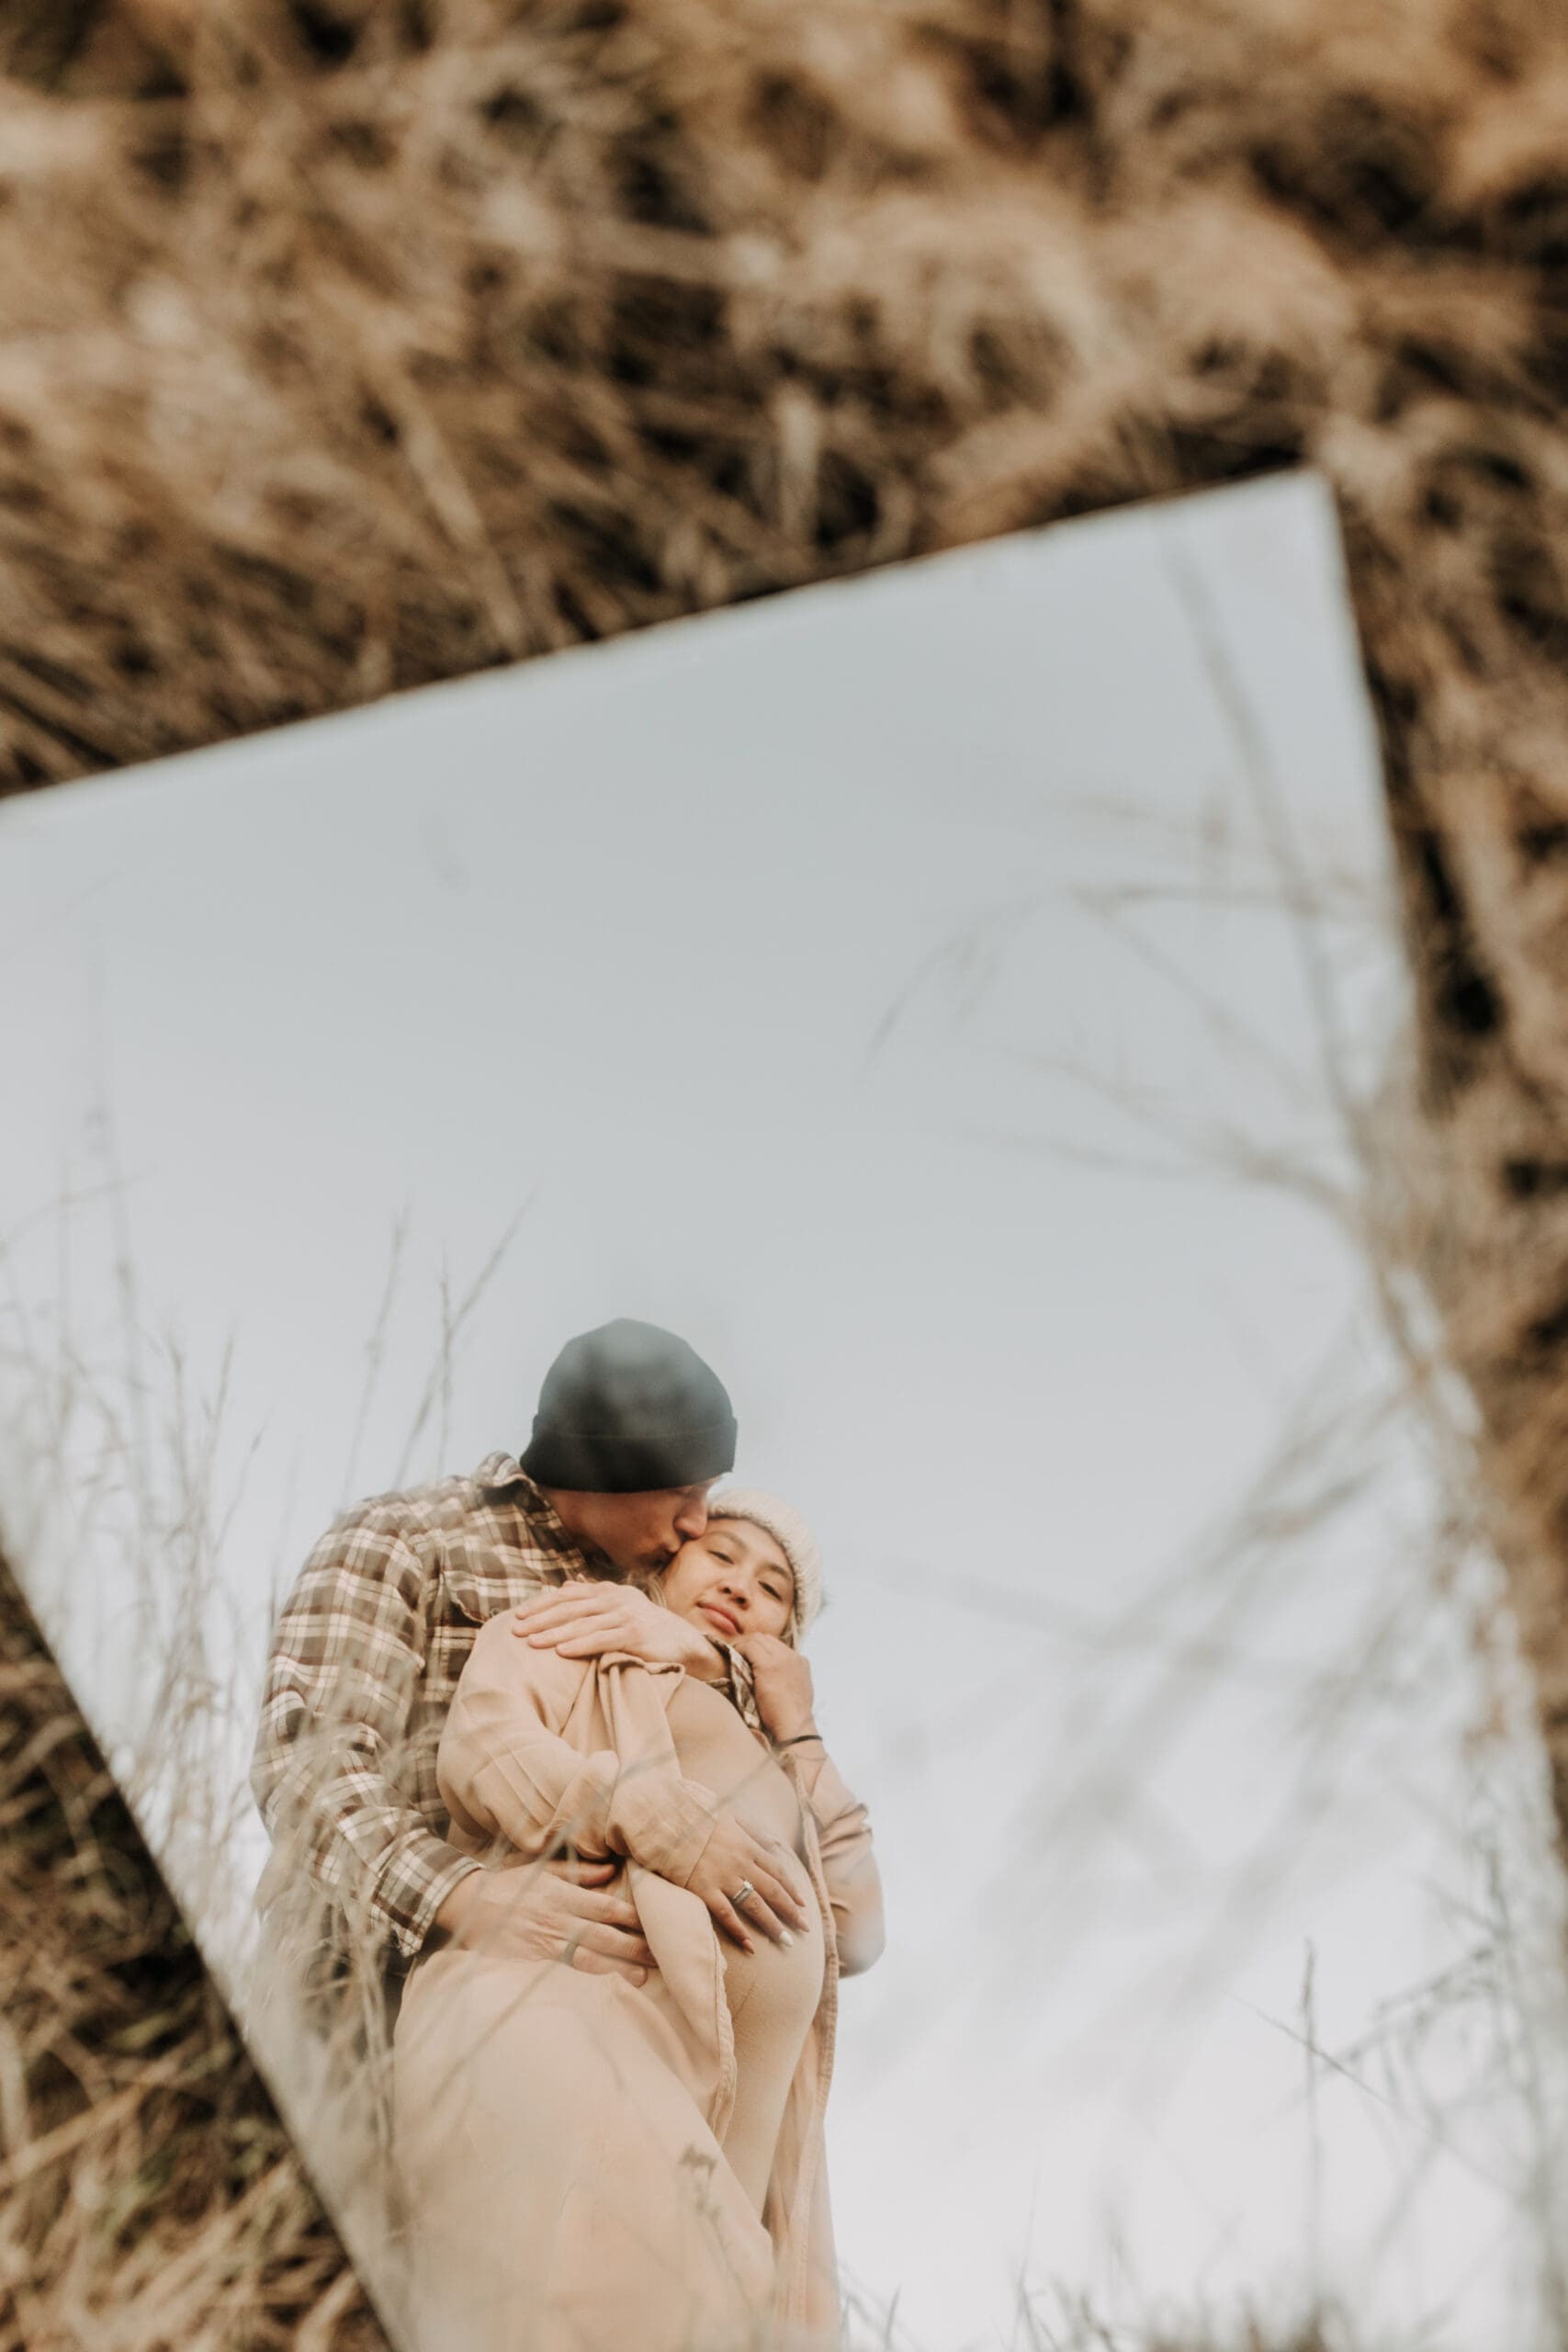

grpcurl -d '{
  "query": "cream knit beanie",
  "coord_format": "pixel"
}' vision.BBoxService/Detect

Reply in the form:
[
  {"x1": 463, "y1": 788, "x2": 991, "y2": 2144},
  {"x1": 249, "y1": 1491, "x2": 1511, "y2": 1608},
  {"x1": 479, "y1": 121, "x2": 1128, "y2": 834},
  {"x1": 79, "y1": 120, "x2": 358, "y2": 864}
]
[{"x1": 707, "y1": 1488, "x2": 825, "y2": 1639}]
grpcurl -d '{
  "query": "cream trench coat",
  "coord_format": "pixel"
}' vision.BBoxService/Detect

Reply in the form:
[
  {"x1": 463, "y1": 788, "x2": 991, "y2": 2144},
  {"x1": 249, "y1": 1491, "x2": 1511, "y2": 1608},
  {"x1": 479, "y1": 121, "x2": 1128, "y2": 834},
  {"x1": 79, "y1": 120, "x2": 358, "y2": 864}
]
[{"x1": 391, "y1": 1614, "x2": 884, "y2": 2352}]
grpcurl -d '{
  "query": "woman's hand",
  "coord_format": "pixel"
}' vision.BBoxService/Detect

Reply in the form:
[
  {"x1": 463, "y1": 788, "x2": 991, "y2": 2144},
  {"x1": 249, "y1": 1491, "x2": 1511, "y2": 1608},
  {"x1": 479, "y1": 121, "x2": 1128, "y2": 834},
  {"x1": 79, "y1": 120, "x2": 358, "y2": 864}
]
[
  {"x1": 732, "y1": 1633, "x2": 818, "y2": 1744},
  {"x1": 682, "y1": 1817, "x2": 813, "y2": 1952},
  {"x1": 513, "y1": 1581, "x2": 727, "y2": 1681}
]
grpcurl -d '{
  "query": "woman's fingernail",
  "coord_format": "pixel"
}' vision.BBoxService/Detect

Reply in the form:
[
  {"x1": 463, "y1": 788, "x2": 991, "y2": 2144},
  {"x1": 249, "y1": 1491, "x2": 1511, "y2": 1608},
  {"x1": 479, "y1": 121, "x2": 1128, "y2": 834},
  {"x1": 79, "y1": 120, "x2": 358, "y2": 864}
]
[{"x1": 779, "y1": 1931, "x2": 794, "y2": 1949}]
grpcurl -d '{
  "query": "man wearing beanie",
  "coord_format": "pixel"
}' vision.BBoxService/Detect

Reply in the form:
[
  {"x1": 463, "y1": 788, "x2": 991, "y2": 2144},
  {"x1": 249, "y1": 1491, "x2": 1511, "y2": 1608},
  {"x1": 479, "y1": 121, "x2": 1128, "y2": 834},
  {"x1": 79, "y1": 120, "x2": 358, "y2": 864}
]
[{"x1": 252, "y1": 1319, "x2": 767, "y2": 2005}]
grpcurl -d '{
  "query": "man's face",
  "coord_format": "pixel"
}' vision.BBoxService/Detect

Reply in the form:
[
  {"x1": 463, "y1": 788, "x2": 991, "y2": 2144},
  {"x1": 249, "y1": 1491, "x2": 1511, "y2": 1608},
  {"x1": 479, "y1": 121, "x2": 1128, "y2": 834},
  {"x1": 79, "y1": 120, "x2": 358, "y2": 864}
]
[{"x1": 565, "y1": 1483, "x2": 715, "y2": 1577}]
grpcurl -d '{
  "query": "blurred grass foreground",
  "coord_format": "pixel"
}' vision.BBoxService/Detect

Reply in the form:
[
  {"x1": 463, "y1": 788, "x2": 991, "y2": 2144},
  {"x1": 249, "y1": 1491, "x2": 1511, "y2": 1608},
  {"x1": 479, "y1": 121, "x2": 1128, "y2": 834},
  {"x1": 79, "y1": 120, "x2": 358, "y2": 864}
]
[{"x1": 8, "y1": 0, "x2": 1568, "y2": 2345}]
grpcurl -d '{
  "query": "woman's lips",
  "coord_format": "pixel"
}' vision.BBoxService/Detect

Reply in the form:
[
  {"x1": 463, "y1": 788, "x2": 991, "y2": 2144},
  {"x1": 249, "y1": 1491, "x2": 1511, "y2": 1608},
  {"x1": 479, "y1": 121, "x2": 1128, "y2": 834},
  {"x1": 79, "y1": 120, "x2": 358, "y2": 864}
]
[{"x1": 699, "y1": 1600, "x2": 740, "y2": 1637}]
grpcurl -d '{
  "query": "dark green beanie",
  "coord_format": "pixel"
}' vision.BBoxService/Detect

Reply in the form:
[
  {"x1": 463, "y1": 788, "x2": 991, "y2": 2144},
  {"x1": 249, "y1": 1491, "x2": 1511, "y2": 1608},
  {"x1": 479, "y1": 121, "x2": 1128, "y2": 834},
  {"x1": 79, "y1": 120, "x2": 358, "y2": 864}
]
[{"x1": 520, "y1": 1319, "x2": 738, "y2": 1494}]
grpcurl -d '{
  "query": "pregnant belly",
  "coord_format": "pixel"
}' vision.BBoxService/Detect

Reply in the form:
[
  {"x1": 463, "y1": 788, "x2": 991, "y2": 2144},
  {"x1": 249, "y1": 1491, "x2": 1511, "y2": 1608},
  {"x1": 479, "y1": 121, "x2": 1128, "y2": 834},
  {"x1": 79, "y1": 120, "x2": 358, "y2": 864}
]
[
  {"x1": 664, "y1": 1678, "x2": 808, "y2": 1864},
  {"x1": 716, "y1": 1883, "x2": 826, "y2": 2216},
  {"x1": 720, "y1": 1886, "x2": 825, "y2": 2041},
  {"x1": 661, "y1": 1677, "x2": 827, "y2": 2212}
]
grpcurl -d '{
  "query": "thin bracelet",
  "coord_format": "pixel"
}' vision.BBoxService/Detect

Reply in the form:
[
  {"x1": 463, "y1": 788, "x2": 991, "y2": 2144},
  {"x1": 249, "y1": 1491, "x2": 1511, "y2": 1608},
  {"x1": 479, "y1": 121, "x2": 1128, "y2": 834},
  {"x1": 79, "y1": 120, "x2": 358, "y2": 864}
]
[{"x1": 777, "y1": 1730, "x2": 826, "y2": 1747}]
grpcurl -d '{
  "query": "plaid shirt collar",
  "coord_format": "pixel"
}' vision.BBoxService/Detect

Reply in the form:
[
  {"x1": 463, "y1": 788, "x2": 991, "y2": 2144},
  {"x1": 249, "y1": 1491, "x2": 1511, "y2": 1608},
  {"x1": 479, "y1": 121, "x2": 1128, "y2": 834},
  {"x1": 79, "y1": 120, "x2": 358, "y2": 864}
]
[
  {"x1": 473, "y1": 1453, "x2": 565, "y2": 1510},
  {"x1": 472, "y1": 1452, "x2": 588, "y2": 1561}
]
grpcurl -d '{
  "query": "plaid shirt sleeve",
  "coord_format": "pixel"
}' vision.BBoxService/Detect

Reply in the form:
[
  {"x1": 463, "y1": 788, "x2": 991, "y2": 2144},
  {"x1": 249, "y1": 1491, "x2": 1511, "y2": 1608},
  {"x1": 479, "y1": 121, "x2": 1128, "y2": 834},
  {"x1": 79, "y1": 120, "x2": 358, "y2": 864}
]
[{"x1": 250, "y1": 1500, "x2": 477, "y2": 1963}]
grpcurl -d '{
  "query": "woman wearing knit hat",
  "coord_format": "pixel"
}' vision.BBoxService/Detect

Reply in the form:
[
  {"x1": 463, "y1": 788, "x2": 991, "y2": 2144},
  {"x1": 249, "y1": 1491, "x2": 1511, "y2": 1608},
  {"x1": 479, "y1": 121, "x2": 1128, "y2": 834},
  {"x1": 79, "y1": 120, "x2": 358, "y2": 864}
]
[{"x1": 392, "y1": 1484, "x2": 883, "y2": 2352}]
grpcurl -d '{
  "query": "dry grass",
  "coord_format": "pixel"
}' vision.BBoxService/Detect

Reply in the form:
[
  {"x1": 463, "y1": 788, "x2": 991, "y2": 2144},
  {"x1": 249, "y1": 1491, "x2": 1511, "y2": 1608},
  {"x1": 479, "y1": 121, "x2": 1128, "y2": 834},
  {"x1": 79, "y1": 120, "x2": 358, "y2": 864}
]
[
  {"x1": 0, "y1": 1546, "x2": 389, "y2": 2349},
  {"x1": 0, "y1": 0, "x2": 1558, "y2": 793},
  {"x1": 8, "y1": 0, "x2": 1568, "y2": 2343}
]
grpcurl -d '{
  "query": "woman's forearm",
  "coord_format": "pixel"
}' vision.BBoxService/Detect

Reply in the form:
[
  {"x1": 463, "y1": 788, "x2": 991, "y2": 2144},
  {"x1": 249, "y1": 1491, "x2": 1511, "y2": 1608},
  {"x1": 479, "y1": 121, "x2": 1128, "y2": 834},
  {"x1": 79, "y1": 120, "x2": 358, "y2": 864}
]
[
  {"x1": 782, "y1": 1735, "x2": 885, "y2": 1974},
  {"x1": 439, "y1": 1615, "x2": 719, "y2": 1885}
]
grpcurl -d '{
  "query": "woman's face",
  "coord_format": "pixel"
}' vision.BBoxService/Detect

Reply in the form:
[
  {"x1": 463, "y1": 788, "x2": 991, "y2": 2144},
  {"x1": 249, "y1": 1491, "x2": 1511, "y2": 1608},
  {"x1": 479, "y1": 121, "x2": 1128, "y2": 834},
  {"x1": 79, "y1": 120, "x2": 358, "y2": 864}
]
[{"x1": 660, "y1": 1519, "x2": 795, "y2": 1644}]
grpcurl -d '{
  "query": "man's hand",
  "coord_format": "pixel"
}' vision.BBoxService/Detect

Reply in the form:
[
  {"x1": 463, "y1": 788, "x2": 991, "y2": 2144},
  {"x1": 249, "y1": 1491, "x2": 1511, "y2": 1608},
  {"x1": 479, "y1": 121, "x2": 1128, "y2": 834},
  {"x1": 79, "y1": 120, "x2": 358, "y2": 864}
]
[
  {"x1": 512, "y1": 1581, "x2": 726, "y2": 1681},
  {"x1": 732, "y1": 1633, "x2": 818, "y2": 1744},
  {"x1": 682, "y1": 1818, "x2": 814, "y2": 1953},
  {"x1": 433, "y1": 1858, "x2": 654, "y2": 1984}
]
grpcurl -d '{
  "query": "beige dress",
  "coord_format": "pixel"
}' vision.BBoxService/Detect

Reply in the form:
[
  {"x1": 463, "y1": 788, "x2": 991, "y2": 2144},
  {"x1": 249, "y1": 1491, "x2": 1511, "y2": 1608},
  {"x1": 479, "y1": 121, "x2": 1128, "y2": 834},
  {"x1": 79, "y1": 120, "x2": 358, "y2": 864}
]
[{"x1": 392, "y1": 1616, "x2": 883, "y2": 2352}]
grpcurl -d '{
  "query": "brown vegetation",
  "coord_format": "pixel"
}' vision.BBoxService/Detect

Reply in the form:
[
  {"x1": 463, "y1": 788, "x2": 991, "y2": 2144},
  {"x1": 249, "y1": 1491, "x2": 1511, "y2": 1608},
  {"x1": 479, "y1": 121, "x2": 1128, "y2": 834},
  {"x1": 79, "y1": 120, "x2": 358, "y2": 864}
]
[
  {"x1": 0, "y1": 1549, "x2": 388, "y2": 2347},
  {"x1": 6, "y1": 0, "x2": 1568, "y2": 2340}
]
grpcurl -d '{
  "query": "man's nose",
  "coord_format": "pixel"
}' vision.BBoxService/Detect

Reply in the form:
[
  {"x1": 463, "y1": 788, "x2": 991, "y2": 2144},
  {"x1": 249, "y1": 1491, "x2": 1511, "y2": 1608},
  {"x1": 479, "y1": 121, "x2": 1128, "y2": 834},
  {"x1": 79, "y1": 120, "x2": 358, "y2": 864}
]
[{"x1": 673, "y1": 1498, "x2": 709, "y2": 1541}]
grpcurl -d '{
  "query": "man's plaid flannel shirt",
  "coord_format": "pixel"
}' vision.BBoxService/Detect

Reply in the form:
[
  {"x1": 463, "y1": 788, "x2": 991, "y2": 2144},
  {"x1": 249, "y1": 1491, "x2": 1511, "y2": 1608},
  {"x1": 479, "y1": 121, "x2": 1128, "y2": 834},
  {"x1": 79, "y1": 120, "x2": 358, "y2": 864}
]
[
  {"x1": 250, "y1": 1452, "x2": 761, "y2": 1969},
  {"x1": 251, "y1": 1453, "x2": 595, "y2": 1965}
]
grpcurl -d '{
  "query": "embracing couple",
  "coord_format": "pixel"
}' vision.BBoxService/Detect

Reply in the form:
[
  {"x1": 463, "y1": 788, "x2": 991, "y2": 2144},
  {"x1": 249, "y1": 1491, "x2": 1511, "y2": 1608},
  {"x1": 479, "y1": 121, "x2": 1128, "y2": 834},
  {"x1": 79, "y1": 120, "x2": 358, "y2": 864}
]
[{"x1": 250, "y1": 1318, "x2": 884, "y2": 2352}]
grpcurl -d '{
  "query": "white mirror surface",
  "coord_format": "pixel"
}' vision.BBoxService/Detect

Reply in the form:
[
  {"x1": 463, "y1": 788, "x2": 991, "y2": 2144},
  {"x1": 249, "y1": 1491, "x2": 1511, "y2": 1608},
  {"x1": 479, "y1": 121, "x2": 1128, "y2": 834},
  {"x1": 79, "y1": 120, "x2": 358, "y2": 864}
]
[{"x1": 1, "y1": 471, "x2": 1555, "y2": 2346}]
